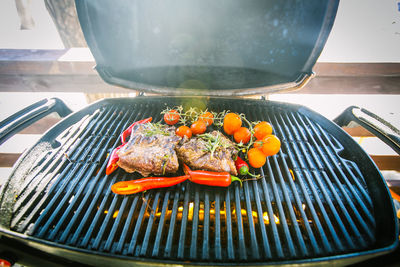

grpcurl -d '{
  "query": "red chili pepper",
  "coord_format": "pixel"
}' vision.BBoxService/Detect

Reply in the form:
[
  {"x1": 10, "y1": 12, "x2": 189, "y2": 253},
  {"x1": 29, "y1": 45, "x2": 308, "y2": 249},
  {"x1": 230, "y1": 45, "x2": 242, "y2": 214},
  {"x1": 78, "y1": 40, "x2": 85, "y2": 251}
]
[
  {"x1": 183, "y1": 164, "x2": 242, "y2": 187},
  {"x1": 105, "y1": 144, "x2": 125, "y2": 175},
  {"x1": 111, "y1": 175, "x2": 189, "y2": 195},
  {"x1": 235, "y1": 156, "x2": 259, "y2": 178},
  {"x1": 120, "y1": 117, "x2": 152, "y2": 143}
]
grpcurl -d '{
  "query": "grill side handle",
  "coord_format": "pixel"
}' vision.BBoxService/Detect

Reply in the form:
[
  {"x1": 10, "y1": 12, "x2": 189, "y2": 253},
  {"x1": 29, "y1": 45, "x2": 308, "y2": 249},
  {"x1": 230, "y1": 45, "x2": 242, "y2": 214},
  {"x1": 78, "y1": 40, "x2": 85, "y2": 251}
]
[
  {"x1": 0, "y1": 98, "x2": 72, "y2": 146},
  {"x1": 334, "y1": 106, "x2": 400, "y2": 156}
]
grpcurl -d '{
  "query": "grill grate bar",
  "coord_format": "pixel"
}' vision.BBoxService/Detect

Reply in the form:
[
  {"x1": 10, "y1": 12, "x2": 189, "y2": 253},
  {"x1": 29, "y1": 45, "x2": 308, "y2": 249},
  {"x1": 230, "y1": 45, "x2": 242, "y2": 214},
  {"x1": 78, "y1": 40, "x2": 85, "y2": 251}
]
[
  {"x1": 139, "y1": 192, "x2": 160, "y2": 256},
  {"x1": 243, "y1": 182, "x2": 260, "y2": 259},
  {"x1": 214, "y1": 192, "x2": 222, "y2": 260},
  {"x1": 275, "y1": 151, "x2": 321, "y2": 255},
  {"x1": 189, "y1": 188, "x2": 200, "y2": 259},
  {"x1": 70, "y1": 173, "x2": 113, "y2": 246},
  {"x1": 272, "y1": 155, "x2": 309, "y2": 257},
  {"x1": 271, "y1": 111, "x2": 349, "y2": 251},
  {"x1": 259, "y1": 167, "x2": 284, "y2": 258},
  {"x1": 314, "y1": 121, "x2": 375, "y2": 225},
  {"x1": 224, "y1": 187, "x2": 235, "y2": 260},
  {"x1": 15, "y1": 106, "x2": 111, "y2": 229},
  {"x1": 104, "y1": 195, "x2": 130, "y2": 252},
  {"x1": 92, "y1": 194, "x2": 120, "y2": 250},
  {"x1": 43, "y1": 133, "x2": 116, "y2": 240},
  {"x1": 164, "y1": 188, "x2": 181, "y2": 258},
  {"x1": 202, "y1": 192, "x2": 210, "y2": 260},
  {"x1": 128, "y1": 192, "x2": 150, "y2": 254},
  {"x1": 265, "y1": 158, "x2": 297, "y2": 256},
  {"x1": 152, "y1": 191, "x2": 170, "y2": 257},
  {"x1": 11, "y1": 112, "x2": 98, "y2": 229},
  {"x1": 260, "y1": 107, "x2": 322, "y2": 255},
  {"x1": 80, "y1": 176, "x2": 117, "y2": 248},
  {"x1": 251, "y1": 180, "x2": 272, "y2": 258},
  {"x1": 116, "y1": 195, "x2": 140, "y2": 253},
  {"x1": 255, "y1": 105, "x2": 297, "y2": 257},
  {"x1": 15, "y1": 111, "x2": 98, "y2": 199},
  {"x1": 177, "y1": 182, "x2": 191, "y2": 259},
  {"x1": 36, "y1": 163, "x2": 93, "y2": 238},
  {"x1": 317, "y1": 170, "x2": 360, "y2": 246},
  {"x1": 301, "y1": 115, "x2": 375, "y2": 243},
  {"x1": 289, "y1": 113, "x2": 372, "y2": 207},
  {"x1": 14, "y1": 164, "x2": 72, "y2": 231},
  {"x1": 34, "y1": 106, "x2": 128, "y2": 240},
  {"x1": 266, "y1": 109, "x2": 334, "y2": 252},
  {"x1": 48, "y1": 163, "x2": 99, "y2": 240},
  {"x1": 65, "y1": 106, "x2": 145, "y2": 246},
  {"x1": 291, "y1": 167, "x2": 335, "y2": 253},
  {"x1": 234, "y1": 185, "x2": 247, "y2": 260},
  {"x1": 284, "y1": 112, "x2": 363, "y2": 249}
]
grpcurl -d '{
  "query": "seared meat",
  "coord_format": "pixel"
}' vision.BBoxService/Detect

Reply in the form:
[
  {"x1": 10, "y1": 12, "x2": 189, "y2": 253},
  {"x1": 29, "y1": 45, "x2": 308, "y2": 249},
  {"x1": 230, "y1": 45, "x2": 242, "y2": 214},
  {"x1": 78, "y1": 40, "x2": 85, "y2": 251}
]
[
  {"x1": 176, "y1": 131, "x2": 238, "y2": 175},
  {"x1": 117, "y1": 123, "x2": 181, "y2": 176}
]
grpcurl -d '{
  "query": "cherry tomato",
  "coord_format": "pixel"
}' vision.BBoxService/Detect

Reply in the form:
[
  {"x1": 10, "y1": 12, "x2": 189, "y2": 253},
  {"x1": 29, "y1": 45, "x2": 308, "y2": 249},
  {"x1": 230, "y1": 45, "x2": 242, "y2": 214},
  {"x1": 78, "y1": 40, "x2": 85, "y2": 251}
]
[
  {"x1": 260, "y1": 135, "x2": 281, "y2": 156},
  {"x1": 199, "y1": 112, "x2": 214, "y2": 126},
  {"x1": 254, "y1": 121, "x2": 273, "y2": 140},
  {"x1": 233, "y1": 127, "x2": 251, "y2": 144},
  {"x1": 191, "y1": 120, "x2": 207, "y2": 135},
  {"x1": 223, "y1": 113, "x2": 242, "y2": 135},
  {"x1": 164, "y1": 110, "x2": 180, "y2": 125},
  {"x1": 176, "y1": 125, "x2": 192, "y2": 139},
  {"x1": 247, "y1": 148, "x2": 266, "y2": 168}
]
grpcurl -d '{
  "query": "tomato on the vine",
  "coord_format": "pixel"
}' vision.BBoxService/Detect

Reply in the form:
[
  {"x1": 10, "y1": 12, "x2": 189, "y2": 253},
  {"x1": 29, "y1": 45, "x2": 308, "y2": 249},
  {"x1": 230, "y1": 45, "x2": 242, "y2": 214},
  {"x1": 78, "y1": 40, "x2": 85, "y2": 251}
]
[
  {"x1": 223, "y1": 113, "x2": 242, "y2": 135},
  {"x1": 253, "y1": 140, "x2": 262, "y2": 150},
  {"x1": 247, "y1": 148, "x2": 266, "y2": 168},
  {"x1": 254, "y1": 121, "x2": 273, "y2": 140},
  {"x1": 199, "y1": 111, "x2": 214, "y2": 126},
  {"x1": 164, "y1": 110, "x2": 180, "y2": 125},
  {"x1": 191, "y1": 120, "x2": 207, "y2": 135},
  {"x1": 176, "y1": 125, "x2": 192, "y2": 139},
  {"x1": 233, "y1": 127, "x2": 251, "y2": 144}
]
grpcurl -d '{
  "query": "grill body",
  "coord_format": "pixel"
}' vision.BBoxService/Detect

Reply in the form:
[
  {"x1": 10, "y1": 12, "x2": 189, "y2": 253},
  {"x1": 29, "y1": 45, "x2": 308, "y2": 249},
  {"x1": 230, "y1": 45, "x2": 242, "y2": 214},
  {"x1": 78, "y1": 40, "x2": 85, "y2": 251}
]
[{"x1": 0, "y1": 97, "x2": 397, "y2": 266}]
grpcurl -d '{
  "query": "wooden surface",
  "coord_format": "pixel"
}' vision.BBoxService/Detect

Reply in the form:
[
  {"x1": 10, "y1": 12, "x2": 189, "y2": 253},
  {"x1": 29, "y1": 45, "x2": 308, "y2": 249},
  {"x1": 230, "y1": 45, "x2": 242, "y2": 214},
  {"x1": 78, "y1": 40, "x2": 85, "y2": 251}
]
[{"x1": 0, "y1": 49, "x2": 400, "y2": 94}]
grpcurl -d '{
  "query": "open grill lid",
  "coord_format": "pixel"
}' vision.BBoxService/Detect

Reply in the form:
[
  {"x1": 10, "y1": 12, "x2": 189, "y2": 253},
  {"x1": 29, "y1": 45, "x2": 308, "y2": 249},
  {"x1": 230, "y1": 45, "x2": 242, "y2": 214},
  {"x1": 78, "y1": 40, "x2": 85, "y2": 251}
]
[{"x1": 75, "y1": 0, "x2": 339, "y2": 96}]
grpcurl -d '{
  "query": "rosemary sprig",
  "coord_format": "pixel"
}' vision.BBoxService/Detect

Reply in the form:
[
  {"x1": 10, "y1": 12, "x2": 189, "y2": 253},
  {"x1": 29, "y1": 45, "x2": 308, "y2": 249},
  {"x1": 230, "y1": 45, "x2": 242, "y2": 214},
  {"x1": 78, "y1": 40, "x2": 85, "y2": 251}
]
[
  {"x1": 143, "y1": 122, "x2": 171, "y2": 137},
  {"x1": 198, "y1": 132, "x2": 237, "y2": 158}
]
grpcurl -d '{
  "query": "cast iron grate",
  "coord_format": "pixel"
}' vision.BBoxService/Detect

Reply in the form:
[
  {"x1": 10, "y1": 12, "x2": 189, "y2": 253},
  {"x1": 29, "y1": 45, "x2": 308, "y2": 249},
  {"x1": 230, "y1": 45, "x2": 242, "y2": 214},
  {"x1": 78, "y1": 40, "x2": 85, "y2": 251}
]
[{"x1": 9, "y1": 98, "x2": 375, "y2": 263}]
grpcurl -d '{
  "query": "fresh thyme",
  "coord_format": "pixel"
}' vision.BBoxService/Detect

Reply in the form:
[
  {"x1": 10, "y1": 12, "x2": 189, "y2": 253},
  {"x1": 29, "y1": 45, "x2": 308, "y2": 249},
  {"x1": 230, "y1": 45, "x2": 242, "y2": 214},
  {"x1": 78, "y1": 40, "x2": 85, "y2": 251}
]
[{"x1": 161, "y1": 105, "x2": 228, "y2": 126}]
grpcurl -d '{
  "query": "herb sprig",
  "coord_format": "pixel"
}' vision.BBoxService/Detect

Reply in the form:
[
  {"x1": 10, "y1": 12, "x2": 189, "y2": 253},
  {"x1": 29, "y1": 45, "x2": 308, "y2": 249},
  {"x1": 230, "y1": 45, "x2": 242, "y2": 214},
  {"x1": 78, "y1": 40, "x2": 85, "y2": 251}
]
[{"x1": 143, "y1": 122, "x2": 172, "y2": 137}]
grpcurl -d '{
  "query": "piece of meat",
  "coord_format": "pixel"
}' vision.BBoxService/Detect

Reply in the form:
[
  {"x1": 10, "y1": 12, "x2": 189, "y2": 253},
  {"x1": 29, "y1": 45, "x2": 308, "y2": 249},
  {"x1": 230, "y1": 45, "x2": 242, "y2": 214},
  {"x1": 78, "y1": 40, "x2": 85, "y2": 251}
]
[
  {"x1": 176, "y1": 131, "x2": 238, "y2": 175},
  {"x1": 117, "y1": 123, "x2": 181, "y2": 176}
]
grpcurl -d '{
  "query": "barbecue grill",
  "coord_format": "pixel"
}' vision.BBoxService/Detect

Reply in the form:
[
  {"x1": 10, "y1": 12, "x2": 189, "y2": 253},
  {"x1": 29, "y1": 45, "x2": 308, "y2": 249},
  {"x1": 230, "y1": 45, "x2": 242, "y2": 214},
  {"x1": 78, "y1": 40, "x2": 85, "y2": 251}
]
[{"x1": 0, "y1": 0, "x2": 398, "y2": 266}]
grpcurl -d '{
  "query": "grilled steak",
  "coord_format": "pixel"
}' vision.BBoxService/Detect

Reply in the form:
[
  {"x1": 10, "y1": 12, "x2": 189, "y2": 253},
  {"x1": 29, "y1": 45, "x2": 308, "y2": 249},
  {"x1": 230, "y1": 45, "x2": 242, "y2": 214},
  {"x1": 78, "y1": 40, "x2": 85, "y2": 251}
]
[
  {"x1": 176, "y1": 131, "x2": 238, "y2": 175},
  {"x1": 117, "y1": 123, "x2": 181, "y2": 176}
]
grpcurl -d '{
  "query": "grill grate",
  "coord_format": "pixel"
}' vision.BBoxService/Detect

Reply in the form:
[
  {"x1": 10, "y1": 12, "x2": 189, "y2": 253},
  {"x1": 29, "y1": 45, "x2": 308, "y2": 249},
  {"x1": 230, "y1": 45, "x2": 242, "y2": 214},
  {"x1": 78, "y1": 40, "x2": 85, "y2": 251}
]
[{"x1": 8, "y1": 98, "x2": 377, "y2": 263}]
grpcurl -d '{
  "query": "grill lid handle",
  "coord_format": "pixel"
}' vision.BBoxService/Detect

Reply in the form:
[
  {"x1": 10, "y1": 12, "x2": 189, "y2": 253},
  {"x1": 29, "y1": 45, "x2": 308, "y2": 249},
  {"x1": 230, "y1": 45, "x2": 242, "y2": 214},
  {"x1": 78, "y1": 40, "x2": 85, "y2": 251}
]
[
  {"x1": 334, "y1": 106, "x2": 400, "y2": 156},
  {"x1": 0, "y1": 98, "x2": 72, "y2": 146}
]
